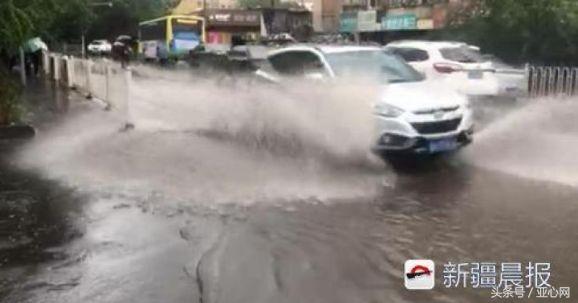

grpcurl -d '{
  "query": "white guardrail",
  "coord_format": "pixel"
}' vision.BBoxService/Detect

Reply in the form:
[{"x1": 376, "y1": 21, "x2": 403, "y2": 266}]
[
  {"x1": 39, "y1": 51, "x2": 576, "y2": 104},
  {"x1": 527, "y1": 65, "x2": 578, "y2": 98},
  {"x1": 41, "y1": 51, "x2": 131, "y2": 123}
]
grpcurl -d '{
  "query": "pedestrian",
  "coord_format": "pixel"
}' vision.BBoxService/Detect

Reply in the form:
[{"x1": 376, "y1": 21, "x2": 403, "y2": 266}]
[
  {"x1": 157, "y1": 43, "x2": 169, "y2": 66},
  {"x1": 112, "y1": 41, "x2": 131, "y2": 68},
  {"x1": 30, "y1": 49, "x2": 41, "y2": 76}
]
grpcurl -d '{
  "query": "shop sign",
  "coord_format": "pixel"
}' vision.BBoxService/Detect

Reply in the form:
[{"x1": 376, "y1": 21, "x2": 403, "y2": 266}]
[
  {"x1": 382, "y1": 13, "x2": 417, "y2": 30},
  {"x1": 207, "y1": 10, "x2": 260, "y2": 27},
  {"x1": 417, "y1": 19, "x2": 434, "y2": 30},
  {"x1": 357, "y1": 10, "x2": 378, "y2": 32},
  {"x1": 340, "y1": 11, "x2": 358, "y2": 33}
]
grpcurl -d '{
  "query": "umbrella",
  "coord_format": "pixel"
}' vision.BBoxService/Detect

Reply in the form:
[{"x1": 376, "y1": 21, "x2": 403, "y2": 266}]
[
  {"x1": 115, "y1": 35, "x2": 133, "y2": 43},
  {"x1": 23, "y1": 37, "x2": 47, "y2": 53}
]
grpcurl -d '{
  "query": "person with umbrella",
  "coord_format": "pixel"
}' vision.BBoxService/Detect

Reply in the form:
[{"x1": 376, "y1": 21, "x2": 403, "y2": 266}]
[
  {"x1": 112, "y1": 35, "x2": 133, "y2": 68},
  {"x1": 23, "y1": 37, "x2": 47, "y2": 76}
]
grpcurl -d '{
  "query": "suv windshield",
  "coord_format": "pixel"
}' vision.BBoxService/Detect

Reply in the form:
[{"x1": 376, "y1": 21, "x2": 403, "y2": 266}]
[
  {"x1": 325, "y1": 50, "x2": 424, "y2": 83},
  {"x1": 440, "y1": 46, "x2": 484, "y2": 63}
]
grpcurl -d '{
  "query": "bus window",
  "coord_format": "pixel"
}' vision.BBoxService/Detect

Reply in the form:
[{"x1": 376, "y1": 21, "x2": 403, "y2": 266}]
[
  {"x1": 141, "y1": 21, "x2": 166, "y2": 41},
  {"x1": 171, "y1": 18, "x2": 203, "y2": 54}
]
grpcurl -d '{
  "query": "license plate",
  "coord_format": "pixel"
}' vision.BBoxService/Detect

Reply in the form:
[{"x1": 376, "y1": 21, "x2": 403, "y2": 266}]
[
  {"x1": 428, "y1": 137, "x2": 457, "y2": 153},
  {"x1": 468, "y1": 70, "x2": 484, "y2": 79}
]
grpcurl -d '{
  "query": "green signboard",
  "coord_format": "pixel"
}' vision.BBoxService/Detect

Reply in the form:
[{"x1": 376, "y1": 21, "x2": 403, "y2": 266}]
[
  {"x1": 340, "y1": 12, "x2": 358, "y2": 33},
  {"x1": 382, "y1": 13, "x2": 417, "y2": 31}
]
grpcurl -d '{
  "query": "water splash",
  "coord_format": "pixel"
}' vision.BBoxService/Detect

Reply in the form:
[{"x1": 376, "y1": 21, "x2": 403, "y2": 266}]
[
  {"x1": 16, "y1": 70, "x2": 389, "y2": 205},
  {"x1": 463, "y1": 97, "x2": 578, "y2": 187}
]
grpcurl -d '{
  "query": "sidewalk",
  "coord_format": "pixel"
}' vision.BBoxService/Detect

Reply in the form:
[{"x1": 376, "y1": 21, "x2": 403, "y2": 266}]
[{"x1": 0, "y1": 78, "x2": 86, "y2": 300}]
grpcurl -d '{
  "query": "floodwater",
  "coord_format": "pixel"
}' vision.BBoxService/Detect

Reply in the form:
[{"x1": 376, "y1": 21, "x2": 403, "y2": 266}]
[{"x1": 1, "y1": 76, "x2": 578, "y2": 303}]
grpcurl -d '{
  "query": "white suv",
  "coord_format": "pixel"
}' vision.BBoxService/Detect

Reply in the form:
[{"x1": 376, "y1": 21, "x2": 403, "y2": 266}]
[
  {"x1": 256, "y1": 45, "x2": 474, "y2": 155},
  {"x1": 384, "y1": 40, "x2": 525, "y2": 98}
]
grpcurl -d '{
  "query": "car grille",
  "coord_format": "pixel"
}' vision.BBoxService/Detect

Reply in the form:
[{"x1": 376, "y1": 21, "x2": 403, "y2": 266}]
[
  {"x1": 411, "y1": 118, "x2": 462, "y2": 135},
  {"x1": 413, "y1": 106, "x2": 459, "y2": 115}
]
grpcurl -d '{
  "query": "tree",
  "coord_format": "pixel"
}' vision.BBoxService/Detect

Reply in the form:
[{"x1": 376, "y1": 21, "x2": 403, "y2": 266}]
[
  {"x1": 85, "y1": 0, "x2": 177, "y2": 41},
  {"x1": 441, "y1": 0, "x2": 578, "y2": 65},
  {"x1": 0, "y1": 0, "x2": 91, "y2": 124},
  {"x1": 0, "y1": 0, "x2": 90, "y2": 53}
]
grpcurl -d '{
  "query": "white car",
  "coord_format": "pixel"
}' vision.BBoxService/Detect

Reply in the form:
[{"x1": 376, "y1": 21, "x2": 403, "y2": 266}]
[
  {"x1": 87, "y1": 40, "x2": 112, "y2": 55},
  {"x1": 256, "y1": 45, "x2": 474, "y2": 155},
  {"x1": 384, "y1": 40, "x2": 526, "y2": 98}
]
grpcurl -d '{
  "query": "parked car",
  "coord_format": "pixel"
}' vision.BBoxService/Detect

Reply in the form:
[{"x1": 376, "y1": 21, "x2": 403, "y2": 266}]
[
  {"x1": 255, "y1": 45, "x2": 474, "y2": 156},
  {"x1": 384, "y1": 40, "x2": 526, "y2": 98},
  {"x1": 227, "y1": 45, "x2": 270, "y2": 71},
  {"x1": 87, "y1": 40, "x2": 112, "y2": 55},
  {"x1": 189, "y1": 45, "x2": 271, "y2": 75}
]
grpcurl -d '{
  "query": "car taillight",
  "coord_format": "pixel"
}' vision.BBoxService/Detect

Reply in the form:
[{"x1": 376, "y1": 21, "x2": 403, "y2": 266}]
[{"x1": 433, "y1": 63, "x2": 462, "y2": 74}]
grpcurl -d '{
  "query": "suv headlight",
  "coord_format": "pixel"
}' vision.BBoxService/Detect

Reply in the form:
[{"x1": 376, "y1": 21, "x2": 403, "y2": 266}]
[{"x1": 374, "y1": 103, "x2": 405, "y2": 118}]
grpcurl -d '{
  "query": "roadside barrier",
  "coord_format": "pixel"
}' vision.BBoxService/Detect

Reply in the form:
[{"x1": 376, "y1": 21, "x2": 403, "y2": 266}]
[
  {"x1": 527, "y1": 66, "x2": 578, "y2": 98},
  {"x1": 42, "y1": 51, "x2": 132, "y2": 125}
]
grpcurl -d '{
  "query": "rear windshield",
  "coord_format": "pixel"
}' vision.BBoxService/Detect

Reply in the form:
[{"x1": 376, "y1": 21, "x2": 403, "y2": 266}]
[
  {"x1": 440, "y1": 47, "x2": 484, "y2": 63},
  {"x1": 387, "y1": 47, "x2": 429, "y2": 62}
]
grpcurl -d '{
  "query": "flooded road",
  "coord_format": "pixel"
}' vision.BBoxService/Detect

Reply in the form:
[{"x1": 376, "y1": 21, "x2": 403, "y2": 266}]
[{"x1": 1, "y1": 79, "x2": 577, "y2": 303}]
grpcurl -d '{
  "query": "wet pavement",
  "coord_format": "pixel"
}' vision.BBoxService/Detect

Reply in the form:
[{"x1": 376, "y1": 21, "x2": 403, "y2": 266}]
[{"x1": 1, "y1": 78, "x2": 578, "y2": 303}]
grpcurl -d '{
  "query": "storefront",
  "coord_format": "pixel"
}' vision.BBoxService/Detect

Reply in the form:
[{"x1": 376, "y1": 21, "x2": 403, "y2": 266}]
[
  {"x1": 339, "y1": 4, "x2": 450, "y2": 44},
  {"x1": 261, "y1": 8, "x2": 313, "y2": 42},
  {"x1": 381, "y1": 5, "x2": 446, "y2": 32},
  {"x1": 205, "y1": 9, "x2": 262, "y2": 48},
  {"x1": 339, "y1": 10, "x2": 380, "y2": 42},
  {"x1": 204, "y1": 8, "x2": 313, "y2": 49}
]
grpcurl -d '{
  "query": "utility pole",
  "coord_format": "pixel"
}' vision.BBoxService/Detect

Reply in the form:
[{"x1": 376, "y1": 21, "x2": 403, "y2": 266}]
[
  {"x1": 19, "y1": 47, "x2": 26, "y2": 86},
  {"x1": 203, "y1": 0, "x2": 208, "y2": 22}
]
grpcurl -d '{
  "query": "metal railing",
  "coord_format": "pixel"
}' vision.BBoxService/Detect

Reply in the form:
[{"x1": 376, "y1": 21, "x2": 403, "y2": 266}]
[
  {"x1": 527, "y1": 66, "x2": 578, "y2": 98},
  {"x1": 42, "y1": 51, "x2": 132, "y2": 124}
]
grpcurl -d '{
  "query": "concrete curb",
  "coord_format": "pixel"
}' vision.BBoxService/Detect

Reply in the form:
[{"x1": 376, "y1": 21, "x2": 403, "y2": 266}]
[{"x1": 0, "y1": 125, "x2": 36, "y2": 140}]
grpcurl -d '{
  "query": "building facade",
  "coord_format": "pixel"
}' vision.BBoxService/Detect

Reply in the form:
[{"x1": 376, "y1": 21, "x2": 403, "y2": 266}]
[
  {"x1": 172, "y1": 0, "x2": 239, "y2": 14},
  {"x1": 172, "y1": 0, "x2": 466, "y2": 36},
  {"x1": 172, "y1": 0, "x2": 313, "y2": 47},
  {"x1": 276, "y1": 0, "x2": 341, "y2": 33},
  {"x1": 336, "y1": 0, "x2": 469, "y2": 42}
]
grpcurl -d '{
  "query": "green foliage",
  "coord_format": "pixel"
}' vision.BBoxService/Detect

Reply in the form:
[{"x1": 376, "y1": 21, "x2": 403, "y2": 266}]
[
  {"x1": 0, "y1": 0, "x2": 87, "y2": 123},
  {"x1": 0, "y1": 0, "x2": 174, "y2": 49},
  {"x1": 46, "y1": 0, "x2": 94, "y2": 43},
  {"x1": 0, "y1": 1, "x2": 34, "y2": 52},
  {"x1": 0, "y1": 66, "x2": 23, "y2": 125},
  {"x1": 86, "y1": 0, "x2": 177, "y2": 41},
  {"x1": 441, "y1": 0, "x2": 578, "y2": 65},
  {"x1": 0, "y1": 0, "x2": 90, "y2": 52}
]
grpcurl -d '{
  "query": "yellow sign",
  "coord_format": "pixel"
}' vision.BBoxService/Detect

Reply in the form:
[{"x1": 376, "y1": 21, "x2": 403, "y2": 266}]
[{"x1": 417, "y1": 19, "x2": 434, "y2": 30}]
